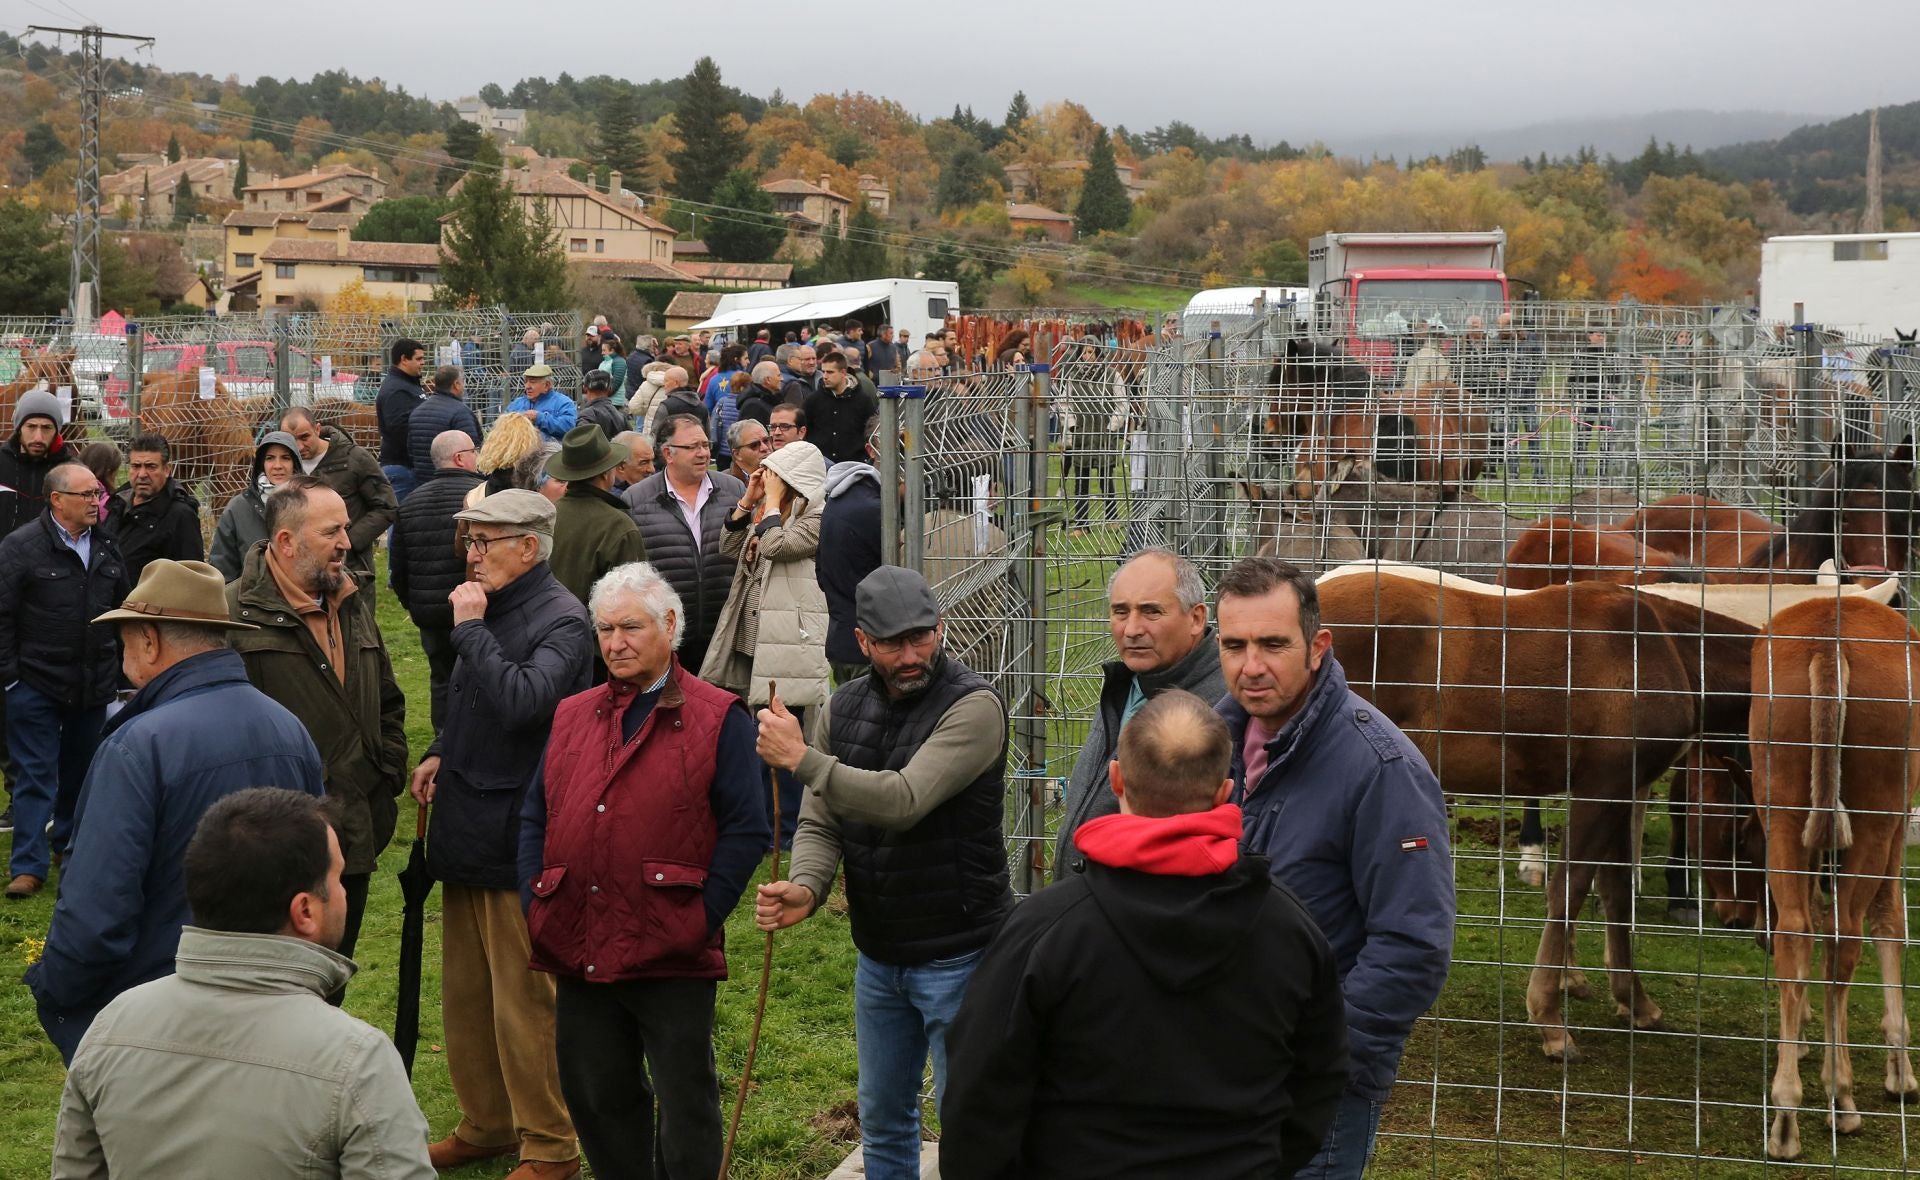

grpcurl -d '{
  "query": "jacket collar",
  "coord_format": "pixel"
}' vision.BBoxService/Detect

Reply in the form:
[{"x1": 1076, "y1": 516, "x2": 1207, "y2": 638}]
[
  {"x1": 564, "y1": 480, "x2": 627, "y2": 510},
  {"x1": 484, "y1": 562, "x2": 556, "y2": 615},
  {"x1": 1220, "y1": 652, "x2": 1350, "y2": 795},
  {"x1": 234, "y1": 542, "x2": 361, "y2": 622},
  {"x1": 108, "y1": 648, "x2": 252, "y2": 736},
  {"x1": 1102, "y1": 626, "x2": 1219, "y2": 701},
  {"x1": 174, "y1": 927, "x2": 355, "y2": 997}
]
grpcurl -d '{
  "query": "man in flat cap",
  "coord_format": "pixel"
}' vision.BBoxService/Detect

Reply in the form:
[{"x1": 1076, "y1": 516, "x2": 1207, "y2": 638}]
[
  {"x1": 755, "y1": 565, "x2": 1013, "y2": 1180},
  {"x1": 27, "y1": 559, "x2": 324, "y2": 1062},
  {"x1": 505, "y1": 364, "x2": 578, "y2": 445},
  {"x1": 409, "y1": 489, "x2": 590, "y2": 1178},
  {"x1": 546, "y1": 425, "x2": 646, "y2": 610}
]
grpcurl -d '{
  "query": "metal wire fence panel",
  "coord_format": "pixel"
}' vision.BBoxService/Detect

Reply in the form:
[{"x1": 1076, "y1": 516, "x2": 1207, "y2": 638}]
[{"x1": 886, "y1": 301, "x2": 1920, "y2": 1175}]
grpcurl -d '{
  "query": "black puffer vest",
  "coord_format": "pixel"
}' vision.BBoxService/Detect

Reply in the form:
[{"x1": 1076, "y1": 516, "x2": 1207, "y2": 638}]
[{"x1": 833, "y1": 653, "x2": 1013, "y2": 965}]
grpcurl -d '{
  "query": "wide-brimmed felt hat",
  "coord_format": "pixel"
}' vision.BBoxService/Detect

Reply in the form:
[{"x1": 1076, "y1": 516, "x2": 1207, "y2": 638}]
[
  {"x1": 546, "y1": 424, "x2": 623, "y2": 482},
  {"x1": 93, "y1": 559, "x2": 258, "y2": 630}
]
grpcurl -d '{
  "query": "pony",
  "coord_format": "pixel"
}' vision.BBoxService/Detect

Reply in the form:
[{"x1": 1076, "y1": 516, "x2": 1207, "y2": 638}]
[
  {"x1": 1499, "y1": 517, "x2": 1686, "y2": 590},
  {"x1": 1316, "y1": 568, "x2": 1760, "y2": 1060},
  {"x1": 1748, "y1": 595, "x2": 1920, "y2": 1160}
]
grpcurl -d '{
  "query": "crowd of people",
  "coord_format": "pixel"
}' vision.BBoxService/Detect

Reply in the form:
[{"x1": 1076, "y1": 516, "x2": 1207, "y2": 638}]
[{"x1": 7, "y1": 318, "x2": 1458, "y2": 1180}]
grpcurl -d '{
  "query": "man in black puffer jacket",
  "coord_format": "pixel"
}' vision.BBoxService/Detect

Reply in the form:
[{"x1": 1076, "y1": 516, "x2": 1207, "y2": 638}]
[
  {"x1": 0, "y1": 463, "x2": 128, "y2": 898},
  {"x1": 406, "y1": 366, "x2": 482, "y2": 486},
  {"x1": 391, "y1": 430, "x2": 483, "y2": 732},
  {"x1": 104, "y1": 433, "x2": 204, "y2": 586},
  {"x1": 374, "y1": 338, "x2": 428, "y2": 504}
]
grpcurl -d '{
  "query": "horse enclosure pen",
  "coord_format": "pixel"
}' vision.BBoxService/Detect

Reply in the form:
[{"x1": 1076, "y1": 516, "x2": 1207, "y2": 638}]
[
  {"x1": 878, "y1": 299, "x2": 1920, "y2": 1176},
  {"x1": 0, "y1": 308, "x2": 583, "y2": 527}
]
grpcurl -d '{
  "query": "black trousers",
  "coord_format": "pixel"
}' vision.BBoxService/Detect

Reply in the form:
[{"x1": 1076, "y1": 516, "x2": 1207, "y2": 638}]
[
  {"x1": 555, "y1": 975, "x2": 723, "y2": 1180},
  {"x1": 417, "y1": 625, "x2": 457, "y2": 734},
  {"x1": 327, "y1": 871, "x2": 371, "y2": 1007}
]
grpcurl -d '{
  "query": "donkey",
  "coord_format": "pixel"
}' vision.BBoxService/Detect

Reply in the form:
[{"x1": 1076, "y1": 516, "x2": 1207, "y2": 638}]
[{"x1": 1750, "y1": 595, "x2": 1920, "y2": 1161}]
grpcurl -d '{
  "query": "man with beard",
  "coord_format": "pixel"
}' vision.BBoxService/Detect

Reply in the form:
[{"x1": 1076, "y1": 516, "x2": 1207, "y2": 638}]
[
  {"x1": 225, "y1": 475, "x2": 408, "y2": 1002},
  {"x1": 755, "y1": 566, "x2": 1013, "y2": 1180},
  {"x1": 0, "y1": 388, "x2": 76, "y2": 534}
]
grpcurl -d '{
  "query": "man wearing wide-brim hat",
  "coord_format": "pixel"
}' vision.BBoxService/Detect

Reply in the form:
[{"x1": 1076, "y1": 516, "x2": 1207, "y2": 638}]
[
  {"x1": 546, "y1": 424, "x2": 647, "y2": 611},
  {"x1": 26, "y1": 559, "x2": 325, "y2": 1063},
  {"x1": 504, "y1": 363, "x2": 578, "y2": 445}
]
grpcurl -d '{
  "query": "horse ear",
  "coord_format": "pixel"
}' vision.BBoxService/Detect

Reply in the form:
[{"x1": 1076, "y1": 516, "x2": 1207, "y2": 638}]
[
  {"x1": 1891, "y1": 433, "x2": 1915, "y2": 470},
  {"x1": 1899, "y1": 328, "x2": 1916, "y2": 343}
]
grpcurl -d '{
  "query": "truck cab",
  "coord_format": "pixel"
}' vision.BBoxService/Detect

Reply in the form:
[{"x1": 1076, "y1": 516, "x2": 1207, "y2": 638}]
[{"x1": 1308, "y1": 231, "x2": 1513, "y2": 377}]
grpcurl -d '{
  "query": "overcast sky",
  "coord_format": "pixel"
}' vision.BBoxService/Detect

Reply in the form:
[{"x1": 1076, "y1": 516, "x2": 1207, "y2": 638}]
[{"x1": 17, "y1": 0, "x2": 1910, "y2": 146}]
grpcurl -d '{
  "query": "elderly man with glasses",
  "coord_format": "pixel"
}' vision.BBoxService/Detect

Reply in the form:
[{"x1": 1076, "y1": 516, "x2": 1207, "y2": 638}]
[
  {"x1": 0, "y1": 462, "x2": 129, "y2": 899},
  {"x1": 724, "y1": 419, "x2": 770, "y2": 485},
  {"x1": 409, "y1": 489, "x2": 592, "y2": 1179}
]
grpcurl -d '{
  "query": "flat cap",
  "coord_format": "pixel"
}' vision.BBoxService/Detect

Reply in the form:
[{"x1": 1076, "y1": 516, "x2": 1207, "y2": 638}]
[
  {"x1": 454, "y1": 488, "x2": 555, "y2": 535},
  {"x1": 522, "y1": 363, "x2": 554, "y2": 379},
  {"x1": 855, "y1": 566, "x2": 941, "y2": 640}
]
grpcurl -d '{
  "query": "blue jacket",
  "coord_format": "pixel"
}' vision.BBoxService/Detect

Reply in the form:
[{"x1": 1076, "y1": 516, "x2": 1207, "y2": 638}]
[
  {"x1": 406, "y1": 392, "x2": 483, "y2": 484},
  {"x1": 503, "y1": 388, "x2": 578, "y2": 443},
  {"x1": 1218, "y1": 653, "x2": 1453, "y2": 1102},
  {"x1": 26, "y1": 648, "x2": 325, "y2": 1062}
]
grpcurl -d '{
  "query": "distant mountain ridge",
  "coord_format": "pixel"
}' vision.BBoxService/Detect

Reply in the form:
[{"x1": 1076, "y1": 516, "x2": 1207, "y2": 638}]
[
  {"x1": 1703, "y1": 99, "x2": 1920, "y2": 218},
  {"x1": 1335, "y1": 108, "x2": 1829, "y2": 165}
]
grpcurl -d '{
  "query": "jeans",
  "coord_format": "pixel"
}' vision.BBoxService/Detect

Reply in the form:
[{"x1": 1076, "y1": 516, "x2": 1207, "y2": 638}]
[
  {"x1": 855, "y1": 947, "x2": 983, "y2": 1180},
  {"x1": 6, "y1": 683, "x2": 104, "y2": 880},
  {"x1": 555, "y1": 976, "x2": 722, "y2": 1180},
  {"x1": 1293, "y1": 1090, "x2": 1384, "y2": 1180}
]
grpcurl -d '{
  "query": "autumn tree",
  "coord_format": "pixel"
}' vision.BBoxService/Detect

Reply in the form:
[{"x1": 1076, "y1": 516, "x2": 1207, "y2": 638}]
[
  {"x1": 326, "y1": 276, "x2": 406, "y2": 316},
  {"x1": 1004, "y1": 91, "x2": 1031, "y2": 138},
  {"x1": 667, "y1": 57, "x2": 747, "y2": 204},
  {"x1": 1075, "y1": 127, "x2": 1132, "y2": 237},
  {"x1": 703, "y1": 168, "x2": 786, "y2": 263}
]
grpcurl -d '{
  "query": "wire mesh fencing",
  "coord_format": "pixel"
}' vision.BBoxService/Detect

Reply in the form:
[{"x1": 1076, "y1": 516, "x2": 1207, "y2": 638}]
[
  {"x1": 0, "y1": 309, "x2": 582, "y2": 525},
  {"x1": 881, "y1": 301, "x2": 1920, "y2": 1175}
]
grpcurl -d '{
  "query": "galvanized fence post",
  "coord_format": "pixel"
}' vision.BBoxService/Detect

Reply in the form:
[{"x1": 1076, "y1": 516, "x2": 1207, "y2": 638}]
[
  {"x1": 1196, "y1": 326, "x2": 1226, "y2": 563},
  {"x1": 1792, "y1": 304, "x2": 1822, "y2": 498},
  {"x1": 272, "y1": 315, "x2": 292, "y2": 414},
  {"x1": 877, "y1": 387, "x2": 904, "y2": 569},
  {"x1": 1014, "y1": 363, "x2": 1053, "y2": 893},
  {"x1": 1006, "y1": 380, "x2": 1036, "y2": 894},
  {"x1": 124, "y1": 320, "x2": 141, "y2": 428},
  {"x1": 902, "y1": 389, "x2": 927, "y2": 573}
]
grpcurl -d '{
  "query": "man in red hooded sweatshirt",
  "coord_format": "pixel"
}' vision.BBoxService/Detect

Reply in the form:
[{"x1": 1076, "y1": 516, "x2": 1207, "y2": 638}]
[{"x1": 941, "y1": 689, "x2": 1349, "y2": 1179}]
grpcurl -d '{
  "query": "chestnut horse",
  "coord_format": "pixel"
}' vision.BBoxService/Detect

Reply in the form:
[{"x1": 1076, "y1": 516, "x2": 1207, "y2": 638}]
[
  {"x1": 1750, "y1": 596, "x2": 1920, "y2": 1160},
  {"x1": 0, "y1": 352, "x2": 85, "y2": 443},
  {"x1": 1318, "y1": 569, "x2": 1759, "y2": 1059},
  {"x1": 1499, "y1": 517, "x2": 1686, "y2": 591}
]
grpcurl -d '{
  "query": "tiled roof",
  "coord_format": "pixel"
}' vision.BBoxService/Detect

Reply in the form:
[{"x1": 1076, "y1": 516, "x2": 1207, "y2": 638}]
[
  {"x1": 448, "y1": 169, "x2": 674, "y2": 233},
  {"x1": 762, "y1": 177, "x2": 849, "y2": 201},
  {"x1": 103, "y1": 157, "x2": 232, "y2": 196},
  {"x1": 1006, "y1": 202, "x2": 1072, "y2": 222},
  {"x1": 572, "y1": 259, "x2": 699, "y2": 283},
  {"x1": 673, "y1": 240, "x2": 710, "y2": 256},
  {"x1": 245, "y1": 166, "x2": 379, "y2": 192},
  {"x1": 222, "y1": 211, "x2": 358, "y2": 231},
  {"x1": 259, "y1": 239, "x2": 440, "y2": 267},
  {"x1": 676, "y1": 261, "x2": 792, "y2": 283},
  {"x1": 664, "y1": 292, "x2": 724, "y2": 319}
]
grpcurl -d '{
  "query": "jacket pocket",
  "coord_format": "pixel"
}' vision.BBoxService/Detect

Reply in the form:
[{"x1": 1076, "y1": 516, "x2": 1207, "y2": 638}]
[
  {"x1": 531, "y1": 863, "x2": 567, "y2": 897},
  {"x1": 642, "y1": 859, "x2": 710, "y2": 954}
]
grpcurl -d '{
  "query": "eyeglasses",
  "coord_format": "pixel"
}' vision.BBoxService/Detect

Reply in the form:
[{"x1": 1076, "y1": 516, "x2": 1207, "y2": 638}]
[
  {"x1": 664, "y1": 441, "x2": 712, "y2": 453},
  {"x1": 462, "y1": 532, "x2": 529, "y2": 554},
  {"x1": 869, "y1": 627, "x2": 937, "y2": 654},
  {"x1": 52, "y1": 488, "x2": 108, "y2": 503},
  {"x1": 740, "y1": 438, "x2": 770, "y2": 451},
  {"x1": 769, "y1": 423, "x2": 800, "y2": 435}
]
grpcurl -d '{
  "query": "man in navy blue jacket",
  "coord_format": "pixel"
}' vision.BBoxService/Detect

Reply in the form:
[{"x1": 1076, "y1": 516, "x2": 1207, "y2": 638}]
[
  {"x1": 26, "y1": 559, "x2": 324, "y2": 1061},
  {"x1": 1214, "y1": 556, "x2": 1454, "y2": 1180}
]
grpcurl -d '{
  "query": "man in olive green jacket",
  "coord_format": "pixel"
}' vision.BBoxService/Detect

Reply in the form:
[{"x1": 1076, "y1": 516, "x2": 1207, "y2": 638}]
[
  {"x1": 545, "y1": 424, "x2": 646, "y2": 607},
  {"x1": 225, "y1": 476, "x2": 407, "y2": 995},
  {"x1": 53, "y1": 788, "x2": 434, "y2": 1180}
]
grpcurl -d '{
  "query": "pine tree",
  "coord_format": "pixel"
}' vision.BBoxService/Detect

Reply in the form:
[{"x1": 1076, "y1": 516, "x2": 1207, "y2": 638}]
[
  {"x1": 667, "y1": 57, "x2": 747, "y2": 204},
  {"x1": 1074, "y1": 127, "x2": 1132, "y2": 237},
  {"x1": 232, "y1": 151, "x2": 249, "y2": 198},
  {"x1": 703, "y1": 168, "x2": 786, "y2": 262},
  {"x1": 935, "y1": 145, "x2": 996, "y2": 213},
  {"x1": 437, "y1": 137, "x2": 567, "y2": 310},
  {"x1": 1004, "y1": 91, "x2": 1030, "y2": 136},
  {"x1": 165, "y1": 132, "x2": 181, "y2": 164},
  {"x1": 173, "y1": 174, "x2": 199, "y2": 224},
  {"x1": 593, "y1": 90, "x2": 649, "y2": 184},
  {"x1": 441, "y1": 119, "x2": 484, "y2": 193}
]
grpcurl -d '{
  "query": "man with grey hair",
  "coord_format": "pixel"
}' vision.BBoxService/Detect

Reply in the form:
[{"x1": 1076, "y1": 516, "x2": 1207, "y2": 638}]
[
  {"x1": 780, "y1": 343, "x2": 818, "y2": 405},
  {"x1": 518, "y1": 562, "x2": 766, "y2": 1180},
  {"x1": 742, "y1": 360, "x2": 784, "y2": 425},
  {"x1": 725, "y1": 418, "x2": 769, "y2": 484},
  {"x1": 609, "y1": 430, "x2": 653, "y2": 496},
  {"x1": 1052, "y1": 548, "x2": 1225, "y2": 879},
  {"x1": 410, "y1": 489, "x2": 590, "y2": 1176},
  {"x1": 906, "y1": 350, "x2": 943, "y2": 383}
]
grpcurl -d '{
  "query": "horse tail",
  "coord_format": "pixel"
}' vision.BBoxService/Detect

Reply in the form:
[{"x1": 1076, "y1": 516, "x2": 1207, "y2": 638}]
[
  {"x1": 1803, "y1": 645, "x2": 1853, "y2": 850},
  {"x1": 1376, "y1": 413, "x2": 1420, "y2": 482}
]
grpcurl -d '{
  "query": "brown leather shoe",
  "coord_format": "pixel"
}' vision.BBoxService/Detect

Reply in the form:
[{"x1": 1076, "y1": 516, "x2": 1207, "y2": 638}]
[
  {"x1": 426, "y1": 1134, "x2": 515, "y2": 1171},
  {"x1": 5, "y1": 874, "x2": 42, "y2": 899},
  {"x1": 504, "y1": 1159, "x2": 580, "y2": 1180}
]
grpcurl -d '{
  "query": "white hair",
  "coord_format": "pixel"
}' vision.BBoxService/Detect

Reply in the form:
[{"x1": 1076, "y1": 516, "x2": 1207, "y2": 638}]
[
  {"x1": 727, "y1": 418, "x2": 766, "y2": 450},
  {"x1": 1108, "y1": 547, "x2": 1207, "y2": 613},
  {"x1": 588, "y1": 562, "x2": 684, "y2": 651}
]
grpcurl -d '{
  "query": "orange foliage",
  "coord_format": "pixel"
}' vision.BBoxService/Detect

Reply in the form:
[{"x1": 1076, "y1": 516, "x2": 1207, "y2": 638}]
[{"x1": 1608, "y1": 233, "x2": 1706, "y2": 304}]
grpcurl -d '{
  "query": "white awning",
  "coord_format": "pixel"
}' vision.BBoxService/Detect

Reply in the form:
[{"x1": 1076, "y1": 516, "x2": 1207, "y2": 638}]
[
  {"x1": 691, "y1": 302, "x2": 806, "y2": 330},
  {"x1": 778, "y1": 295, "x2": 884, "y2": 323}
]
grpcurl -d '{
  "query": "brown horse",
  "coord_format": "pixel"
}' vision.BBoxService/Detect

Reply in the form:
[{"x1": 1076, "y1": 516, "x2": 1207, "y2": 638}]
[
  {"x1": 1499, "y1": 517, "x2": 1685, "y2": 590},
  {"x1": 1318, "y1": 569, "x2": 1758, "y2": 1060},
  {"x1": 137, "y1": 370, "x2": 256, "y2": 516},
  {"x1": 0, "y1": 352, "x2": 85, "y2": 443},
  {"x1": 1619, "y1": 493, "x2": 1783, "y2": 570},
  {"x1": 1750, "y1": 595, "x2": 1920, "y2": 1159}
]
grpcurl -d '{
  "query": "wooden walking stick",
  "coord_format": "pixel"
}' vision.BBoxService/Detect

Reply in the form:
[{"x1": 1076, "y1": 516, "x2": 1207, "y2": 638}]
[{"x1": 720, "y1": 680, "x2": 784, "y2": 1179}]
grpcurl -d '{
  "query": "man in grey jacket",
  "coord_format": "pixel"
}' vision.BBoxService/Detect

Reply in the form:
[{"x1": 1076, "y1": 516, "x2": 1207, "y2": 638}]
[
  {"x1": 1053, "y1": 548, "x2": 1224, "y2": 879},
  {"x1": 53, "y1": 787, "x2": 434, "y2": 1179}
]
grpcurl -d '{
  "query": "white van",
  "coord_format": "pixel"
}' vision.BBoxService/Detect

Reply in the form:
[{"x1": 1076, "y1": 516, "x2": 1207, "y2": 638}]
[
  {"x1": 1180, "y1": 286, "x2": 1310, "y2": 340},
  {"x1": 692, "y1": 278, "x2": 960, "y2": 349}
]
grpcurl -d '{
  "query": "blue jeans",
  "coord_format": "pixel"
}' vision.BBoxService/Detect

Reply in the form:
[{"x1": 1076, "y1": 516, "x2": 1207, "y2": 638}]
[
  {"x1": 855, "y1": 948, "x2": 983, "y2": 1180},
  {"x1": 1294, "y1": 1090, "x2": 1384, "y2": 1180},
  {"x1": 7, "y1": 683, "x2": 104, "y2": 880}
]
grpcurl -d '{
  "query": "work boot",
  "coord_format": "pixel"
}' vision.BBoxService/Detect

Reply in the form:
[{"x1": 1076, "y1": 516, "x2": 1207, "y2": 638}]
[
  {"x1": 6, "y1": 874, "x2": 43, "y2": 899},
  {"x1": 504, "y1": 1160, "x2": 580, "y2": 1180},
  {"x1": 426, "y1": 1134, "x2": 514, "y2": 1171}
]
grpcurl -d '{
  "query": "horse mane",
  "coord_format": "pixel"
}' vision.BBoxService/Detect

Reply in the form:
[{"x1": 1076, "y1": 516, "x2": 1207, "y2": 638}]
[{"x1": 1746, "y1": 454, "x2": 1914, "y2": 568}]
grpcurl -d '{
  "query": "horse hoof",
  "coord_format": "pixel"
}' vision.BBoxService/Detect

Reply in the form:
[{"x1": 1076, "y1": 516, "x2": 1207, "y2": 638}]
[
  {"x1": 1543, "y1": 1042, "x2": 1583, "y2": 1064},
  {"x1": 1766, "y1": 1142, "x2": 1801, "y2": 1162},
  {"x1": 1832, "y1": 1111, "x2": 1863, "y2": 1135},
  {"x1": 1722, "y1": 915, "x2": 1752, "y2": 932},
  {"x1": 1886, "y1": 1087, "x2": 1920, "y2": 1104}
]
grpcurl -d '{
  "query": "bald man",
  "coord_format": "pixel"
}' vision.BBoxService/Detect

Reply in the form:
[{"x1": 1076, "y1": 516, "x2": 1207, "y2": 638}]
[{"x1": 943, "y1": 689, "x2": 1348, "y2": 1179}]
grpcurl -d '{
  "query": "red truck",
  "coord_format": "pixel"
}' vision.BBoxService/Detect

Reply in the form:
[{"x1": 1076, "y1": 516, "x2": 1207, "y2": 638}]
[{"x1": 1306, "y1": 230, "x2": 1515, "y2": 377}]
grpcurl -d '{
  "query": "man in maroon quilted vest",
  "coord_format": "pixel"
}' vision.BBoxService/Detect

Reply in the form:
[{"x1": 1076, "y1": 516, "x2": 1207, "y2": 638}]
[{"x1": 518, "y1": 561, "x2": 768, "y2": 1180}]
